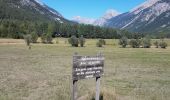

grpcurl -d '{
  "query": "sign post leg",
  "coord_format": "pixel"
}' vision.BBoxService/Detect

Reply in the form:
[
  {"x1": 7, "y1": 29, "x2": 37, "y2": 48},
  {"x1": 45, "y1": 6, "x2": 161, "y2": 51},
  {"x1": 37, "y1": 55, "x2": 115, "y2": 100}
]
[
  {"x1": 72, "y1": 80, "x2": 78, "y2": 100},
  {"x1": 96, "y1": 77, "x2": 100, "y2": 100}
]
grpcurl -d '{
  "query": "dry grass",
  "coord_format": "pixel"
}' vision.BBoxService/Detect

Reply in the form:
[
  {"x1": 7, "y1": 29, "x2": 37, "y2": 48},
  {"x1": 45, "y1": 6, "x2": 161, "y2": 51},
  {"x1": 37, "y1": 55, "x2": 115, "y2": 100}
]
[{"x1": 0, "y1": 38, "x2": 170, "y2": 100}]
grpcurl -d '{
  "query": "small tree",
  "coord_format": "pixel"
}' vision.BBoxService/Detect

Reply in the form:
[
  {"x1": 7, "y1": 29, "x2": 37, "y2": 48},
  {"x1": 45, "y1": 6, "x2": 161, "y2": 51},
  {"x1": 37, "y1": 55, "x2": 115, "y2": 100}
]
[
  {"x1": 119, "y1": 36, "x2": 128, "y2": 48},
  {"x1": 79, "y1": 35, "x2": 85, "y2": 47},
  {"x1": 142, "y1": 36, "x2": 151, "y2": 48},
  {"x1": 23, "y1": 34, "x2": 32, "y2": 49},
  {"x1": 31, "y1": 32, "x2": 38, "y2": 43},
  {"x1": 154, "y1": 41, "x2": 159, "y2": 48},
  {"x1": 68, "y1": 35, "x2": 79, "y2": 47},
  {"x1": 96, "y1": 39, "x2": 105, "y2": 47},
  {"x1": 41, "y1": 33, "x2": 46, "y2": 43},
  {"x1": 129, "y1": 39, "x2": 141, "y2": 48},
  {"x1": 159, "y1": 41, "x2": 167, "y2": 49},
  {"x1": 101, "y1": 39, "x2": 106, "y2": 45},
  {"x1": 46, "y1": 33, "x2": 53, "y2": 44}
]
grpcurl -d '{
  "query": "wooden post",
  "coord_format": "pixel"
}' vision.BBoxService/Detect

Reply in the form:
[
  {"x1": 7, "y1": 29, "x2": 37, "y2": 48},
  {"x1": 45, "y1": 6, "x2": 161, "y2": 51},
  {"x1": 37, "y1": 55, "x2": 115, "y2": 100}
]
[
  {"x1": 72, "y1": 52, "x2": 78, "y2": 100},
  {"x1": 96, "y1": 52, "x2": 102, "y2": 100},
  {"x1": 96, "y1": 77, "x2": 100, "y2": 100},
  {"x1": 72, "y1": 80, "x2": 78, "y2": 100}
]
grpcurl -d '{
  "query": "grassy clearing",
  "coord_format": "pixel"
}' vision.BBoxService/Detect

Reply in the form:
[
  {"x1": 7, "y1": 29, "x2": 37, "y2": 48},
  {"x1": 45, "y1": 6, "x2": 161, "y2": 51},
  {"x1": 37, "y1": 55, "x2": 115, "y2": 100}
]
[{"x1": 0, "y1": 38, "x2": 170, "y2": 100}]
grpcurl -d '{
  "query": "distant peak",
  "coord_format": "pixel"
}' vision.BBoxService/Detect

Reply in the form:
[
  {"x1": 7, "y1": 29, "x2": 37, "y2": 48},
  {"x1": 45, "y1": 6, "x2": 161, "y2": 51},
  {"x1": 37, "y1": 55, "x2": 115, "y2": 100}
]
[
  {"x1": 72, "y1": 16, "x2": 96, "y2": 24},
  {"x1": 103, "y1": 9, "x2": 120, "y2": 19}
]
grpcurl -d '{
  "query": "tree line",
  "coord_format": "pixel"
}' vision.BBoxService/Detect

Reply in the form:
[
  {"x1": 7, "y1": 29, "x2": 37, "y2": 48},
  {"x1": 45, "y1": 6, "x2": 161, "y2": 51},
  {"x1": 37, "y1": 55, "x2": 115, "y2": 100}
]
[
  {"x1": 0, "y1": 19, "x2": 129, "y2": 39},
  {"x1": 0, "y1": 19, "x2": 170, "y2": 39}
]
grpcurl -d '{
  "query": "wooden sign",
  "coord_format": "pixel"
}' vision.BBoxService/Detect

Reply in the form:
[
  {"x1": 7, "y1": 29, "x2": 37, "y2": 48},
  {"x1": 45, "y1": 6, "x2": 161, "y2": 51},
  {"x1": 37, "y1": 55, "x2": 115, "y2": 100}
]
[
  {"x1": 73, "y1": 54, "x2": 104, "y2": 80},
  {"x1": 72, "y1": 53, "x2": 104, "y2": 100}
]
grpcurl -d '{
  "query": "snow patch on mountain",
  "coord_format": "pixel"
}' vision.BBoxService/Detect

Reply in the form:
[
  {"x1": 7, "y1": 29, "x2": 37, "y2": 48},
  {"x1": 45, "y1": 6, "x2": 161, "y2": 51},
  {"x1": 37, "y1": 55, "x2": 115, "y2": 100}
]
[
  {"x1": 131, "y1": 0, "x2": 160, "y2": 14},
  {"x1": 48, "y1": 9, "x2": 62, "y2": 17},
  {"x1": 34, "y1": 0, "x2": 45, "y2": 6},
  {"x1": 121, "y1": 13, "x2": 141, "y2": 29}
]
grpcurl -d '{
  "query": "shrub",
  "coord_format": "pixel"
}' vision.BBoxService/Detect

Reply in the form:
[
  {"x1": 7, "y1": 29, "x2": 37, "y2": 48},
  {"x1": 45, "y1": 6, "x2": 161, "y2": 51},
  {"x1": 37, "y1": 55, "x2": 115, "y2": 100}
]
[
  {"x1": 101, "y1": 39, "x2": 106, "y2": 45},
  {"x1": 129, "y1": 39, "x2": 141, "y2": 48},
  {"x1": 24, "y1": 34, "x2": 32, "y2": 46},
  {"x1": 23, "y1": 34, "x2": 32, "y2": 49},
  {"x1": 159, "y1": 41, "x2": 167, "y2": 49},
  {"x1": 96, "y1": 39, "x2": 105, "y2": 47},
  {"x1": 41, "y1": 33, "x2": 53, "y2": 44},
  {"x1": 153, "y1": 41, "x2": 159, "y2": 48},
  {"x1": 41, "y1": 33, "x2": 46, "y2": 43},
  {"x1": 119, "y1": 36, "x2": 128, "y2": 48},
  {"x1": 46, "y1": 33, "x2": 53, "y2": 44},
  {"x1": 79, "y1": 35, "x2": 85, "y2": 47},
  {"x1": 31, "y1": 32, "x2": 38, "y2": 43},
  {"x1": 142, "y1": 36, "x2": 151, "y2": 48},
  {"x1": 96, "y1": 41, "x2": 102, "y2": 47},
  {"x1": 68, "y1": 35, "x2": 79, "y2": 47},
  {"x1": 55, "y1": 39, "x2": 59, "y2": 44}
]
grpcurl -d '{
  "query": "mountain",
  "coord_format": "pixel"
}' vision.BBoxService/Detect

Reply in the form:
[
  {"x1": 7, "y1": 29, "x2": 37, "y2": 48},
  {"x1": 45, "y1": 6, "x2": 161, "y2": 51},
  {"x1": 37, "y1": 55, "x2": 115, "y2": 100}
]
[
  {"x1": 93, "y1": 9, "x2": 120, "y2": 26},
  {"x1": 72, "y1": 9, "x2": 120, "y2": 26},
  {"x1": 0, "y1": 0, "x2": 69, "y2": 23},
  {"x1": 105, "y1": 0, "x2": 170, "y2": 33}
]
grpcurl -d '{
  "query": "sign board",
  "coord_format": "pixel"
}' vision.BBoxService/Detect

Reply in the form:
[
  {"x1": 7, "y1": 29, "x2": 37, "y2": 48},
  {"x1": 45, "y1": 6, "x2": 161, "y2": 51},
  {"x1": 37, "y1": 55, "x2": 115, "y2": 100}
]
[{"x1": 72, "y1": 54, "x2": 104, "y2": 80}]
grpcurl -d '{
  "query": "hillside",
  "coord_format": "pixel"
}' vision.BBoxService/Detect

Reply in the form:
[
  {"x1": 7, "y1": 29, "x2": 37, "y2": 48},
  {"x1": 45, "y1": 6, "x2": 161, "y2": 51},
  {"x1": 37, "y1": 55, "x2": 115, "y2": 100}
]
[
  {"x1": 0, "y1": 0, "x2": 74, "y2": 38},
  {"x1": 0, "y1": 0, "x2": 69, "y2": 23},
  {"x1": 105, "y1": 0, "x2": 170, "y2": 34}
]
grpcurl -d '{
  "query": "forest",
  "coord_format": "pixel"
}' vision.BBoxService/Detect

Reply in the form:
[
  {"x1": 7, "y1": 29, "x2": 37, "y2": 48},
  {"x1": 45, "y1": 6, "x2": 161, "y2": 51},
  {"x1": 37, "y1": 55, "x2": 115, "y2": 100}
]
[{"x1": 0, "y1": 19, "x2": 151, "y2": 39}]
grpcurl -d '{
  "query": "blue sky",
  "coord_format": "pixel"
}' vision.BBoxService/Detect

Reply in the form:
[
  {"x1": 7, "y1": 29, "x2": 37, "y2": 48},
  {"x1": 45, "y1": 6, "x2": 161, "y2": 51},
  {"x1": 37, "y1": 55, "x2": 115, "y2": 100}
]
[{"x1": 41, "y1": 0, "x2": 146, "y2": 19}]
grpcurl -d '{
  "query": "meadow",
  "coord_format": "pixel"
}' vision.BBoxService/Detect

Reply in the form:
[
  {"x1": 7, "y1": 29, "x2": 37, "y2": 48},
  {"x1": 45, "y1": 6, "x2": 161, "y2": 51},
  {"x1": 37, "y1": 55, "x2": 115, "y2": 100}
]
[{"x1": 0, "y1": 38, "x2": 170, "y2": 100}]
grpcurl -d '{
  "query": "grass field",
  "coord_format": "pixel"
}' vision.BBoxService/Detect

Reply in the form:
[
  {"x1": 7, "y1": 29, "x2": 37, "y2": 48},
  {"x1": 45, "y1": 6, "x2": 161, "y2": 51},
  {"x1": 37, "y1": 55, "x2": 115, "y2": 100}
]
[{"x1": 0, "y1": 38, "x2": 170, "y2": 100}]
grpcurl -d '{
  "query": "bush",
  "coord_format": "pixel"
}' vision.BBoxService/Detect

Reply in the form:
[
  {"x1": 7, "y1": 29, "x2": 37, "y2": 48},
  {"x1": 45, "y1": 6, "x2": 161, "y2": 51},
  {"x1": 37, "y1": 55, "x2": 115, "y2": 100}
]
[
  {"x1": 96, "y1": 39, "x2": 105, "y2": 47},
  {"x1": 79, "y1": 35, "x2": 85, "y2": 47},
  {"x1": 101, "y1": 39, "x2": 106, "y2": 45},
  {"x1": 142, "y1": 36, "x2": 151, "y2": 48},
  {"x1": 129, "y1": 39, "x2": 141, "y2": 48},
  {"x1": 23, "y1": 34, "x2": 32, "y2": 46},
  {"x1": 55, "y1": 39, "x2": 59, "y2": 44},
  {"x1": 159, "y1": 41, "x2": 167, "y2": 49},
  {"x1": 68, "y1": 35, "x2": 79, "y2": 47},
  {"x1": 31, "y1": 32, "x2": 38, "y2": 43},
  {"x1": 96, "y1": 41, "x2": 102, "y2": 47},
  {"x1": 46, "y1": 33, "x2": 53, "y2": 44},
  {"x1": 41, "y1": 33, "x2": 46, "y2": 43},
  {"x1": 119, "y1": 36, "x2": 128, "y2": 48},
  {"x1": 41, "y1": 33, "x2": 53, "y2": 44},
  {"x1": 154, "y1": 41, "x2": 159, "y2": 48},
  {"x1": 23, "y1": 34, "x2": 32, "y2": 49}
]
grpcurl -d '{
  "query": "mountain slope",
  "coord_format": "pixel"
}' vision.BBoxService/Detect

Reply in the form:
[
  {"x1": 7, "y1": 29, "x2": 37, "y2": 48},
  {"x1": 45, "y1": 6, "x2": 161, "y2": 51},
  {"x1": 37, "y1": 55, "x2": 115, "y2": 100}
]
[
  {"x1": 0, "y1": 0, "x2": 69, "y2": 23},
  {"x1": 105, "y1": 0, "x2": 170, "y2": 33}
]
